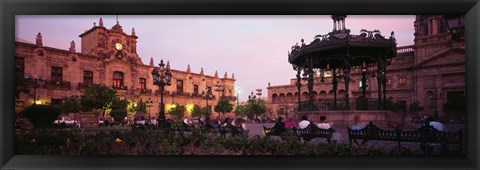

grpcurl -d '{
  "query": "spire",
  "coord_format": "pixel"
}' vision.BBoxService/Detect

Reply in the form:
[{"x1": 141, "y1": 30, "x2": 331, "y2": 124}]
[
  {"x1": 69, "y1": 40, "x2": 76, "y2": 52},
  {"x1": 99, "y1": 18, "x2": 104, "y2": 27},
  {"x1": 93, "y1": 22, "x2": 96, "y2": 27},
  {"x1": 36, "y1": 32, "x2": 43, "y2": 46},
  {"x1": 268, "y1": 82, "x2": 271, "y2": 87},
  {"x1": 215, "y1": 70, "x2": 218, "y2": 78},
  {"x1": 186, "y1": 64, "x2": 191, "y2": 73},
  {"x1": 231, "y1": 73, "x2": 235, "y2": 79},
  {"x1": 224, "y1": 71, "x2": 228, "y2": 78},
  {"x1": 166, "y1": 61, "x2": 170, "y2": 69},
  {"x1": 132, "y1": 27, "x2": 136, "y2": 36},
  {"x1": 200, "y1": 67, "x2": 204, "y2": 75},
  {"x1": 149, "y1": 57, "x2": 154, "y2": 67}
]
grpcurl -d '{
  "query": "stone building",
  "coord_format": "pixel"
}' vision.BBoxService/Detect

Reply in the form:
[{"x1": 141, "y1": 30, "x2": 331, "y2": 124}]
[
  {"x1": 267, "y1": 15, "x2": 465, "y2": 119},
  {"x1": 15, "y1": 18, "x2": 237, "y2": 119}
]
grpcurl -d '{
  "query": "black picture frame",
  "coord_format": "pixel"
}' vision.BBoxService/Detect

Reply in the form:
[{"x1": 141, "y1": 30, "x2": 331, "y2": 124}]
[{"x1": 1, "y1": 0, "x2": 479, "y2": 170}]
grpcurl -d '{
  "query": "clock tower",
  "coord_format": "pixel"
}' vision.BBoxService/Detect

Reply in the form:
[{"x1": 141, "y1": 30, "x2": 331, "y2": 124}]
[{"x1": 79, "y1": 18, "x2": 141, "y2": 64}]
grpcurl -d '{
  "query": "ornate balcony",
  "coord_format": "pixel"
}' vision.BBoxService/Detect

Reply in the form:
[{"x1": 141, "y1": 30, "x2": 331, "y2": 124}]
[
  {"x1": 140, "y1": 88, "x2": 152, "y2": 94},
  {"x1": 112, "y1": 85, "x2": 128, "y2": 91},
  {"x1": 45, "y1": 80, "x2": 71, "y2": 90},
  {"x1": 77, "y1": 83, "x2": 92, "y2": 90}
]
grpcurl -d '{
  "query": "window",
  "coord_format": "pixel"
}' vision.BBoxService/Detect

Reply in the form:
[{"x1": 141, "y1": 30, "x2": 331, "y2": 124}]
[
  {"x1": 193, "y1": 85, "x2": 198, "y2": 95},
  {"x1": 176, "y1": 80, "x2": 183, "y2": 93},
  {"x1": 51, "y1": 67, "x2": 63, "y2": 85},
  {"x1": 421, "y1": 23, "x2": 429, "y2": 36},
  {"x1": 139, "y1": 78, "x2": 146, "y2": 90},
  {"x1": 398, "y1": 78, "x2": 407, "y2": 87},
  {"x1": 83, "y1": 71, "x2": 93, "y2": 86},
  {"x1": 113, "y1": 71, "x2": 124, "y2": 89},
  {"x1": 15, "y1": 57, "x2": 25, "y2": 79},
  {"x1": 437, "y1": 19, "x2": 447, "y2": 33}
]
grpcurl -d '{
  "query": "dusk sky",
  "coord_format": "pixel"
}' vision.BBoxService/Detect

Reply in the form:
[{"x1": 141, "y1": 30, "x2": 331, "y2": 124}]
[{"x1": 16, "y1": 15, "x2": 415, "y2": 102}]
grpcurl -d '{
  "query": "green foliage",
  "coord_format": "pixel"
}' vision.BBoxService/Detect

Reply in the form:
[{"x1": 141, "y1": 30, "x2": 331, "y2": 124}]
[
  {"x1": 277, "y1": 108, "x2": 285, "y2": 115},
  {"x1": 191, "y1": 105, "x2": 204, "y2": 118},
  {"x1": 242, "y1": 99, "x2": 267, "y2": 118},
  {"x1": 234, "y1": 104, "x2": 246, "y2": 116},
  {"x1": 16, "y1": 129, "x2": 434, "y2": 156},
  {"x1": 408, "y1": 101, "x2": 424, "y2": 115},
  {"x1": 214, "y1": 99, "x2": 234, "y2": 117},
  {"x1": 169, "y1": 104, "x2": 186, "y2": 120},
  {"x1": 111, "y1": 98, "x2": 129, "y2": 110},
  {"x1": 385, "y1": 97, "x2": 407, "y2": 113},
  {"x1": 80, "y1": 84, "x2": 117, "y2": 112},
  {"x1": 62, "y1": 95, "x2": 81, "y2": 114},
  {"x1": 19, "y1": 105, "x2": 61, "y2": 128},
  {"x1": 110, "y1": 109, "x2": 127, "y2": 123}
]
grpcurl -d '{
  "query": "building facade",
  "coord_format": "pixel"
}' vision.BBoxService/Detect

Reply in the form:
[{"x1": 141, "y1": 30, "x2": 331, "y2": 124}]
[
  {"x1": 15, "y1": 18, "x2": 237, "y2": 119},
  {"x1": 267, "y1": 15, "x2": 465, "y2": 118}
]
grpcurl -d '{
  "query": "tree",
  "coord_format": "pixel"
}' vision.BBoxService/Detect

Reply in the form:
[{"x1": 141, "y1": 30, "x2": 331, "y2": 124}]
[
  {"x1": 80, "y1": 84, "x2": 117, "y2": 120},
  {"x1": 214, "y1": 99, "x2": 234, "y2": 118},
  {"x1": 62, "y1": 95, "x2": 81, "y2": 123},
  {"x1": 408, "y1": 101, "x2": 424, "y2": 116},
  {"x1": 277, "y1": 108, "x2": 285, "y2": 115},
  {"x1": 234, "y1": 104, "x2": 246, "y2": 116},
  {"x1": 191, "y1": 105, "x2": 204, "y2": 118},
  {"x1": 110, "y1": 109, "x2": 127, "y2": 123},
  {"x1": 169, "y1": 104, "x2": 185, "y2": 120},
  {"x1": 20, "y1": 105, "x2": 61, "y2": 128}
]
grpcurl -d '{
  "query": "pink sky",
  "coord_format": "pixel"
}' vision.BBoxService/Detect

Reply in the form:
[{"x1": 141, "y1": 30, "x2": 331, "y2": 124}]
[{"x1": 16, "y1": 15, "x2": 415, "y2": 101}]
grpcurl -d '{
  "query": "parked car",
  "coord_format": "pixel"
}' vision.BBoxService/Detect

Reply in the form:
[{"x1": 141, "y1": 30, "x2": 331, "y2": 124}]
[{"x1": 54, "y1": 117, "x2": 80, "y2": 126}]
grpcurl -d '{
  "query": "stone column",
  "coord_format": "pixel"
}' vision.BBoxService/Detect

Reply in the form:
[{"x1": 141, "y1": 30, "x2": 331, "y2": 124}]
[{"x1": 332, "y1": 69, "x2": 338, "y2": 110}]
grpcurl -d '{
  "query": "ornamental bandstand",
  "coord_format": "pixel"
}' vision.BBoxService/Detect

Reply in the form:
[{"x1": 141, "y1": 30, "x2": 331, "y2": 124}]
[{"x1": 288, "y1": 15, "x2": 397, "y2": 111}]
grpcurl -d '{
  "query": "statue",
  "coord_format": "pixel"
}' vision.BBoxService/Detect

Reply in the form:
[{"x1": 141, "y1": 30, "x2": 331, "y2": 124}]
[
  {"x1": 36, "y1": 32, "x2": 43, "y2": 46},
  {"x1": 69, "y1": 40, "x2": 76, "y2": 52}
]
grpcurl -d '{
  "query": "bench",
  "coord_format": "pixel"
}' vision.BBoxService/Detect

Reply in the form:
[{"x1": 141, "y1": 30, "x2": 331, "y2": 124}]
[
  {"x1": 347, "y1": 122, "x2": 463, "y2": 153},
  {"x1": 263, "y1": 124, "x2": 334, "y2": 143},
  {"x1": 218, "y1": 125, "x2": 249, "y2": 137}
]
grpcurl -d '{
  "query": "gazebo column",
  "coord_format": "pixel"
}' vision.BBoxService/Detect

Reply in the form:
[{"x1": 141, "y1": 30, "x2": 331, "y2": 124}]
[
  {"x1": 307, "y1": 62, "x2": 314, "y2": 111},
  {"x1": 382, "y1": 61, "x2": 388, "y2": 110},
  {"x1": 376, "y1": 66, "x2": 382, "y2": 110},
  {"x1": 296, "y1": 67, "x2": 302, "y2": 111},
  {"x1": 343, "y1": 67, "x2": 351, "y2": 110},
  {"x1": 332, "y1": 69, "x2": 338, "y2": 110}
]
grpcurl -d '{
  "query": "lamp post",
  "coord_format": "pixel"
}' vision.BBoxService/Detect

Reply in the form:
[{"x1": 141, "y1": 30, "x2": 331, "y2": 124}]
[
  {"x1": 444, "y1": 15, "x2": 464, "y2": 41},
  {"x1": 255, "y1": 89, "x2": 262, "y2": 101},
  {"x1": 151, "y1": 59, "x2": 172, "y2": 121},
  {"x1": 26, "y1": 75, "x2": 45, "y2": 105},
  {"x1": 429, "y1": 88, "x2": 442, "y2": 119},
  {"x1": 235, "y1": 87, "x2": 241, "y2": 107},
  {"x1": 202, "y1": 87, "x2": 213, "y2": 117}
]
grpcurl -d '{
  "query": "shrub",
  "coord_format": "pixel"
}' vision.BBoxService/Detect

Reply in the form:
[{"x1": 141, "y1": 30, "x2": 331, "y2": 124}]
[
  {"x1": 110, "y1": 109, "x2": 127, "y2": 123},
  {"x1": 19, "y1": 105, "x2": 61, "y2": 128}
]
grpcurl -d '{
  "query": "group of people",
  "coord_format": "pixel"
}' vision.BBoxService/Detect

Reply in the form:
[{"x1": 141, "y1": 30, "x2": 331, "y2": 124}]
[
  {"x1": 183, "y1": 116, "x2": 248, "y2": 131},
  {"x1": 272, "y1": 115, "x2": 335, "y2": 132}
]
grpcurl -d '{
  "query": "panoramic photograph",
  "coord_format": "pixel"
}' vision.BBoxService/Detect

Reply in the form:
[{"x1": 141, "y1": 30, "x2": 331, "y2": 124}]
[{"x1": 14, "y1": 15, "x2": 465, "y2": 155}]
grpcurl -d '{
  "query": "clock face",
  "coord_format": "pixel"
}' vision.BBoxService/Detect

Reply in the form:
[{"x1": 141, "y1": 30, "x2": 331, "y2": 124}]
[{"x1": 115, "y1": 42, "x2": 123, "y2": 51}]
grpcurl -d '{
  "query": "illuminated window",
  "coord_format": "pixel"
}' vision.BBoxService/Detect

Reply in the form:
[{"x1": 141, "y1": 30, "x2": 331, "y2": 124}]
[
  {"x1": 398, "y1": 78, "x2": 407, "y2": 87},
  {"x1": 113, "y1": 71, "x2": 124, "y2": 89},
  {"x1": 139, "y1": 78, "x2": 146, "y2": 90}
]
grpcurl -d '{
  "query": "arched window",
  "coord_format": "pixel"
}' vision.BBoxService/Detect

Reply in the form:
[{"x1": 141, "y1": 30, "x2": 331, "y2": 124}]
[{"x1": 113, "y1": 71, "x2": 124, "y2": 89}]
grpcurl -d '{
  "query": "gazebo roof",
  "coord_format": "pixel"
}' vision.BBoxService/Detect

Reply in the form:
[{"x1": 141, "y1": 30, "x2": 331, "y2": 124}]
[{"x1": 288, "y1": 16, "x2": 397, "y2": 69}]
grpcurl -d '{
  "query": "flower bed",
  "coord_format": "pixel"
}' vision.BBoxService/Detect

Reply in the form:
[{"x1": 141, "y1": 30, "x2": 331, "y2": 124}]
[{"x1": 15, "y1": 128, "x2": 428, "y2": 155}]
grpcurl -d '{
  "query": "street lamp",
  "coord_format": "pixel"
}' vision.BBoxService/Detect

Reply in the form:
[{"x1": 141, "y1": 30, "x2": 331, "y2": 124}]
[
  {"x1": 255, "y1": 89, "x2": 262, "y2": 100},
  {"x1": 429, "y1": 88, "x2": 442, "y2": 119},
  {"x1": 235, "y1": 87, "x2": 241, "y2": 107},
  {"x1": 444, "y1": 15, "x2": 464, "y2": 41},
  {"x1": 202, "y1": 87, "x2": 213, "y2": 117},
  {"x1": 151, "y1": 59, "x2": 172, "y2": 121},
  {"x1": 26, "y1": 75, "x2": 45, "y2": 105}
]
